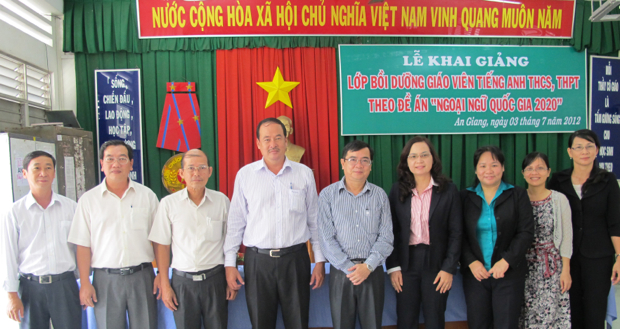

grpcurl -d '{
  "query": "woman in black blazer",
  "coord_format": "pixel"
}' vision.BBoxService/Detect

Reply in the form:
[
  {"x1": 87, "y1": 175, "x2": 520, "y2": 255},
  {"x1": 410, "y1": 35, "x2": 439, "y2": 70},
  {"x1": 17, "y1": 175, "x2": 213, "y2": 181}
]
[
  {"x1": 387, "y1": 136, "x2": 462, "y2": 329},
  {"x1": 547, "y1": 129, "x2": 620, "y2": 329},
  {"x1": 460, "y1": 145, "x2": 534, "y2": 329}
]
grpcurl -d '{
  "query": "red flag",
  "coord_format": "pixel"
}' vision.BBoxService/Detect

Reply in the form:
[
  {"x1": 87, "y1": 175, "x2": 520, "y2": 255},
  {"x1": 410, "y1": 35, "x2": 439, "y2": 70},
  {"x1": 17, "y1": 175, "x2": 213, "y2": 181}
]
[{"x1": 215, "y1": 47, "x2": 340, "y2": 198}]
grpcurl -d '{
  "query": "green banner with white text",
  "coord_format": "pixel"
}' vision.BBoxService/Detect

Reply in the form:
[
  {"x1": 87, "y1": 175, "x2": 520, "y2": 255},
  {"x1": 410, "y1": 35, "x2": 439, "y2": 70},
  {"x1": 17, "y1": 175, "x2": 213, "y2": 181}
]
[{"x1": 339, "y1": 45, "x2": 587, "y2": 135}]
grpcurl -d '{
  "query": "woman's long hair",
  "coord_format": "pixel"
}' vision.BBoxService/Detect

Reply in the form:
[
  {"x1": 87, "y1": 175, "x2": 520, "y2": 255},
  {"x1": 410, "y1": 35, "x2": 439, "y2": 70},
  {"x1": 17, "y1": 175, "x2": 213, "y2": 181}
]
[{"x1": 397, "y1": 136, "x2": 451, "y2": 202}]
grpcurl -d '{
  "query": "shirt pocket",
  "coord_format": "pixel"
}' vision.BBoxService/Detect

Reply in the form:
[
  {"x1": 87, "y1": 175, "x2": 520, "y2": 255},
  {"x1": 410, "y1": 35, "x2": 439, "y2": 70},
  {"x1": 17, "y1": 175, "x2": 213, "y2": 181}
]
[
  {"x1": 362, "y1": 208, "x2": 380, "y2": 240},
  {"x1": 202, "y1": 217, "x2": 224, "y2": 242},
  {"x1": 60, "y1": 220, "x2": 72, "y2": 243},
  {"x1": 289, "y1": 189, "x2": 305, "y2": 213},
  {"x1": 131, "y1": 207, "x2": 150, "y2": 230}
]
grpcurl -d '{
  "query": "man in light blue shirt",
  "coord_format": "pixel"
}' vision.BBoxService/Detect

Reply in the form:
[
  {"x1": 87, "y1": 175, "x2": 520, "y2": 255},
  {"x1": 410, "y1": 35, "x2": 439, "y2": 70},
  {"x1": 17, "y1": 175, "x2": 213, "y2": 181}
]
[{"x1": 223, "y1": 117, "x2": 326, "y2": 329}]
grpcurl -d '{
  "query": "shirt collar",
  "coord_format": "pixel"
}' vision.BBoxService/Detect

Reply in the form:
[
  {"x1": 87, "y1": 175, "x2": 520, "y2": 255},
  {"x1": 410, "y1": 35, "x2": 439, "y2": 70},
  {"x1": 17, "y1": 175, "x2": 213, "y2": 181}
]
[
  {"x1": 255, "y1": 157, "x2": 292, "y2": 173},
  {"x1": 338, "y1": 176, "x2": 370, "y2": 195},
  {"x1": 181, "y1": 187, "x2": 211, "y2": 204},
  {"x1": 100, "y1": 177, "x2": 135, "y2": 196},
  {"x1": 469, "y1": 181, "x2": 514, "y2": 202},
  {"x1": 25, "y1": 191, "x2": 59, "y2": 210},
  {"x1": 412, "y1": 177, "x2": 436, "y2": 196}
]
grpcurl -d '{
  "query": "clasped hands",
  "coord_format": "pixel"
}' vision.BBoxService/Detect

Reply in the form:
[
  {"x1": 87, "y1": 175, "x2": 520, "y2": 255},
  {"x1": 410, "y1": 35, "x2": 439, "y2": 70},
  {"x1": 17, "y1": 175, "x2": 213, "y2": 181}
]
[{"x1": 469, "y1": 259, "x2": 509, "y2": 281}]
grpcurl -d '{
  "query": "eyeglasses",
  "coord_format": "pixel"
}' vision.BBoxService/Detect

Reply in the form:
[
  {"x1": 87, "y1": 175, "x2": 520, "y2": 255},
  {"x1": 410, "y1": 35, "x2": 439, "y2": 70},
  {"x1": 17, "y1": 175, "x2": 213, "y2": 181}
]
[
  {"x1": 185, "y1": 165, "x2": 209, "y2": 172},
  {"x1": 344, "y1": 158, "x2": 372, "y2": 166},
  {"x1": 523, "y1": 167, "x2": 549, "y2": 174},
  {"x1": 407, "y1": 153, "x2": 431, "y2": 161},
  {"x1": 104, "y1": 157, "x2": 129, "y2": 165},
  {"x1": 571, "y1": 145, "x2": 597, "y2": 153}
]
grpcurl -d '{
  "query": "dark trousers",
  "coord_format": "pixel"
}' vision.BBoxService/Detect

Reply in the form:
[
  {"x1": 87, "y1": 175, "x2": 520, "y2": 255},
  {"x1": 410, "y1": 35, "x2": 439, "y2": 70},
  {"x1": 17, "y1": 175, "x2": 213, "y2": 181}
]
[
  {"x1": 92, "y1": 266, "x2": 157, "y2": 329},
  {"x1": 570, "y1": 253, "x2": 614, "y2": 329},
  {"x1": 171, "y1": 266, "x2": 228, "y2": 329},
  {"x1": 396, "y1": 245, "x2": 448, "y2": 329},
  {"x1": 244, "y1": 245, "x2": 311, "y2": 329},
  {"x1": 463, "y1": 272, "x2": 525, "y2": 329},
  {"x1": 19, "y1": 273, "x2": 81, "y2": 329},
  {"x1": 329, "y1": 265, "x2": 385, "y2": 329}
]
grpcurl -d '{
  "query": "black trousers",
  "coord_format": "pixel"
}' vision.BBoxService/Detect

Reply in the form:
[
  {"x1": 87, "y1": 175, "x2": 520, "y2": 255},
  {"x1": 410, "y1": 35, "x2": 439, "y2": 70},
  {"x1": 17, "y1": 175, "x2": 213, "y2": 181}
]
[
  {"x1": 329, "y1": 265, "x2": 385, "y2": 329},
  {"x1": 19, "y1": 273, "x2": 81, "y2": 329},
  {"x1": 171, "y1": 265, "x2": 228, "y2": 329},
  {"x1": 570, "y1": 253, "x2": 614, "y2": 329},
  {"x1": 463, "y1": 272, "x2": 525, "y2": 329},
  {"x1": 244, "y1": 245, "x2": 311, "y2": 329},
  {"x1": 396, "y1": 245, "x2": 448, "y2": 329}
]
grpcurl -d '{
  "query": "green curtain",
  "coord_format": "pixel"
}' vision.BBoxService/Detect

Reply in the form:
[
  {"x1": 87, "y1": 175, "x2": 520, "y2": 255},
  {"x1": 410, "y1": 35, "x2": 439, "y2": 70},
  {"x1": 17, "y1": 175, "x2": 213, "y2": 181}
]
[{"x1": 66, "y1": 0, "x2": 617, "y2": 198}]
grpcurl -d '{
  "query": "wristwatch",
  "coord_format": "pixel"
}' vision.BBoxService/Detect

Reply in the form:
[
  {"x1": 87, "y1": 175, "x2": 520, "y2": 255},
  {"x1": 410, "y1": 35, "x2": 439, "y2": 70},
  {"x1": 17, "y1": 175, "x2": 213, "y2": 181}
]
[{"x1": 366, "y1": 263, "x2": 374, "y2": 272}]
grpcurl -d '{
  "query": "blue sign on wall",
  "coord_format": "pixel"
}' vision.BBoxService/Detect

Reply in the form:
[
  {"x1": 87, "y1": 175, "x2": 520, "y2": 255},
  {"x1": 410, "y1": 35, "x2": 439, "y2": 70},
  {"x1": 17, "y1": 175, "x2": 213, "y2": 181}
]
[
  {"x1": 590, "y1": 56, "x2": 620, "y2": 177},
  {"x1": 95, "y1": 69, "x2": 143, "y2": 184}
]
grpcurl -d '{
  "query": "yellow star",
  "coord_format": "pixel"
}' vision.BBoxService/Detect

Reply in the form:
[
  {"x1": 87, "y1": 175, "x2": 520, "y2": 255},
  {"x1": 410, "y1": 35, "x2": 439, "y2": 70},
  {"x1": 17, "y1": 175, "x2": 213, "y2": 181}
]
[
  {"x1": 187, "y1": 84, "x2": 193, "y2": 91},
  {"x1": 178, "y1": 119, "x2": 184, "y2": 125},
  {"x1": 170, "y1": 83, "x2": 176, "y2": 91},
  {"x1": 193, "y1": 115, "x2": 199, "y2": 121},
  {"x1": 257, "y1": 67, "x2": 300, "y2": 108}
]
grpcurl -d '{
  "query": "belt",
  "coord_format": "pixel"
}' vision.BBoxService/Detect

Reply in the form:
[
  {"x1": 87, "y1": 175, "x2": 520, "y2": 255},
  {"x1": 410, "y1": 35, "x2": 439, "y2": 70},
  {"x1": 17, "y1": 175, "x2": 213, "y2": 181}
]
[
  {"x1": 350, "y1": 258, "x2": 366, "y2": 264},
  {"x1": 173, "y1": 266, "x2": 223, "y2": 282},
  {"x1": 529, "y1": 241, "x2": 561, "y2": 279},
  {"x1": 248, "y1": 243, "x2": 306, "y2": 258},
  {"x1": 20, "y1": 271, "x2": 75, "y2": 284},
  {"x1": 101, "y1": 263, "x2": 152, "y2": 276}
]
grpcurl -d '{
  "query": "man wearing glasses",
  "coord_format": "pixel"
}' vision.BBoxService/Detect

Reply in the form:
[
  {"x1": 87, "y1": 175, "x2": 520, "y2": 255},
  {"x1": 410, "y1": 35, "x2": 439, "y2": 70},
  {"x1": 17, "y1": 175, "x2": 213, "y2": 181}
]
[
  {"x1": 224, "y1": 117, "x2": 326, "y2": 329},
  {"x1": 68, "y1": 139, "x2": 159, "y2": 328},
  {"x1": 149, "y1": 149, "x2": 236, "y2": 329},
  {"x1": 318, "y1": 140, "x2": 394, "y2": 329}
]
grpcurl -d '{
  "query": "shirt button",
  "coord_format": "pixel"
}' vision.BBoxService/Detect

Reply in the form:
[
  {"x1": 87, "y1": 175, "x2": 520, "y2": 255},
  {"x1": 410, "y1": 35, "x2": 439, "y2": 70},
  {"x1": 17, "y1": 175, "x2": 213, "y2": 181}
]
[
  {"x1": 356, "y1": 225, "x2": 359, "y2": 227},
  {"x1": 358, "y1": 239, "x2": 360, "y2": 242},
  {"x1": 355, "y1": 210, "x2": 358, "y2": 213}
]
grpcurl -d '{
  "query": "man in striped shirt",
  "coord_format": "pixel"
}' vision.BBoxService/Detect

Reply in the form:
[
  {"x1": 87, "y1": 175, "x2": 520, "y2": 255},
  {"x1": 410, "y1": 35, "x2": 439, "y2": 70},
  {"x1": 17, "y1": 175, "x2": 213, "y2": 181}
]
[{"x1": 318, "y1": 140, "x2": 394, "y2": 329}]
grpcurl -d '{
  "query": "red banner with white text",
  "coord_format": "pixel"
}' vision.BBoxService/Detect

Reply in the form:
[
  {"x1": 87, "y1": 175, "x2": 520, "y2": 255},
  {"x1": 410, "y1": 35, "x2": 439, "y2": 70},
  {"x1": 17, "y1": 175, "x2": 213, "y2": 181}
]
[{"x1": 136, "y1": 0, "x2": 575, "y2": 39}]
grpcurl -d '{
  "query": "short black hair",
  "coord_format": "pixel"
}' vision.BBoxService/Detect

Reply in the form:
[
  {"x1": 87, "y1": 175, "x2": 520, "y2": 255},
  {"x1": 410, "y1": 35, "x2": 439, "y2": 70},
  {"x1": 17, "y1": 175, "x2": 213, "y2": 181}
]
[
  {"x1": 181, "y1": 149, "x2": 210, "y2": 168},
  {"x1": 99, "y1": 140, "x2": 133, "y2": 161},
  {"x1": 472, "y1": 145, "x2": 505, "y2": 186},
  {"x1": 341, "y1": 140, "x2": 374, "y2": 160},
  {"x1": 256, "y1": 118, "x2": 287, "y2": 139},
  {"x1": 568, "y1": 129, "x2": 601, "y2": 149},
  {"x1": 23, "y1": 151, "x2": 56, "y2": 170},
  {"x1": 521, "y1": 151, "x2": 550, "y2": 171}
]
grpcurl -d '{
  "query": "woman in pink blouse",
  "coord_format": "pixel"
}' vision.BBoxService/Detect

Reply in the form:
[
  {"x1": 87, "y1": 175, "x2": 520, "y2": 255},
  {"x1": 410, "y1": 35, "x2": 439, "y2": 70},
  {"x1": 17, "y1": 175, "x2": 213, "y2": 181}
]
[{"x1": 386, "y1": 136, "x2": 463, "y2": 329}]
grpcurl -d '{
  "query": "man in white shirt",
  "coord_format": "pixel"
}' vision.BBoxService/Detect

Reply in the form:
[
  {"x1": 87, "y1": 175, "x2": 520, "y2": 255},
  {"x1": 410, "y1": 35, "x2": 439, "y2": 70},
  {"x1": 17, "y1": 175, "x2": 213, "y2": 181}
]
[
  {"x1": 2, "y1": 150, "x2": 80, "y2": 328},
  {"x1": 224, "y1": 117, "x2": 326, "y2": 329},
  {"x1": 149, "y1": 149, "x2": 236, "y2": 329},
  {"x1": 68, "y1": 140, "x2": 159, "y2": 329}
]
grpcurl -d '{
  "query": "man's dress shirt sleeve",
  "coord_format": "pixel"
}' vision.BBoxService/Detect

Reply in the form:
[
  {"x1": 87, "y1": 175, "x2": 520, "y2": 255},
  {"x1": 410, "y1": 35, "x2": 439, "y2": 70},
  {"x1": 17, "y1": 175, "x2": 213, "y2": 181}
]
[
  {"x1": 365, "y1": 193, "x2": 394, "y2": 271},
  {"x1": 305, "y1": 170, "x2": 325, "y2": 263},
  {"x1": 2, "y1": 210, "x2": 20, "y2": 292},
  {"x1": 223, "y1": 170, "x2": 248, "y2": 267}
]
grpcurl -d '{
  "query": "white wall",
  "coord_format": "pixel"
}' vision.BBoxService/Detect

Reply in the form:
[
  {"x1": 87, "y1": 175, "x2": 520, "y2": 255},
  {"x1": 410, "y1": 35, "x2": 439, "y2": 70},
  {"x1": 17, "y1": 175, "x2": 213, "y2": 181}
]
[{"x1": 0, "y1": 11, "x2": 77, "y2": 114}]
